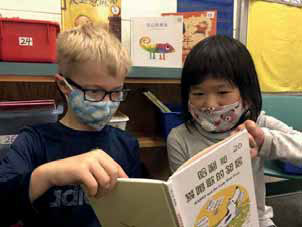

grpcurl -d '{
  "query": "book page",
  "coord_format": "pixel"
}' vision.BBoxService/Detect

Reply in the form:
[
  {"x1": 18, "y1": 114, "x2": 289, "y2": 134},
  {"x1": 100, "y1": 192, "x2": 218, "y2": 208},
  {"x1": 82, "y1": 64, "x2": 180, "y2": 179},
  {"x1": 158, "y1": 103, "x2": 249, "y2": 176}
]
[
  {"x1": 169, "y1": 130, "x2": 259, "y2": 227},
  {"x1": 87, "y1": 178, "x2": 179, "y2": 227},
  {"x1": 174, "y1": 131, "x2": 241, "y2": 174}
]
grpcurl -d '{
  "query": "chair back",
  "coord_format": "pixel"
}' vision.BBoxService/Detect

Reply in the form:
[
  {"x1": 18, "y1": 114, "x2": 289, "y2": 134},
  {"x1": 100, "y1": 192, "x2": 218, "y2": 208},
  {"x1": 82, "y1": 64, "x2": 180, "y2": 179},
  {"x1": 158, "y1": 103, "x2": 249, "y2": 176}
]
[{"x1": 262, "y1": 95, "x2": 302, "y2": 131}]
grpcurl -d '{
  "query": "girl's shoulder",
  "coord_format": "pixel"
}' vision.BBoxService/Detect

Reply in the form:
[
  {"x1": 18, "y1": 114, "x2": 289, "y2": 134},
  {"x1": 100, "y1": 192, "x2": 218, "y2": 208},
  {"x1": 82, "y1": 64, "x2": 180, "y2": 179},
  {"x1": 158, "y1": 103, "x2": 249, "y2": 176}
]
[{"x1": 168, "y1": 122, "x2": 190, "y2": 138}]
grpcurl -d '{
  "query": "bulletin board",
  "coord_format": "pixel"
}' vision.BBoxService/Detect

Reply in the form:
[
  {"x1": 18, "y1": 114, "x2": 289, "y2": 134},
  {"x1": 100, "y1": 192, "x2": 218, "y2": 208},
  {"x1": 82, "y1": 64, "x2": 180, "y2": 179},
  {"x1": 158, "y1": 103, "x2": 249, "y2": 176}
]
[{"x1": 247, "y1": 0, "x2": 302, "y2": 92}]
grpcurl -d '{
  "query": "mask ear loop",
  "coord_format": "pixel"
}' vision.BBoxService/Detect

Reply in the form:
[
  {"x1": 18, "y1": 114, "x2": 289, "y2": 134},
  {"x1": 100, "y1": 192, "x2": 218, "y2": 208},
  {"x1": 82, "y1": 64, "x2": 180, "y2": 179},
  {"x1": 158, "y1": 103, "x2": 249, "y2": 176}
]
[
  {"x1": 55, "y1": 77, "x2": 70, "y2": 121},
  {"x1": 62, "y1": 77, "x2": 74, "y2": 91},
  {"x1": 228, "y1": 109, "x2": 251, "y2": 132}
]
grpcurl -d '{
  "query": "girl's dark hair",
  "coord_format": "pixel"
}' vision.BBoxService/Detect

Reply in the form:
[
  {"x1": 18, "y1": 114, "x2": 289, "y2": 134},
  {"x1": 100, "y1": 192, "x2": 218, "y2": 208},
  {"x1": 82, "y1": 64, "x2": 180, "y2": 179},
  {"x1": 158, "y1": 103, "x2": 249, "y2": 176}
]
[{"x1": 181, "y1": 35, "x2": 262, "y2": 126}]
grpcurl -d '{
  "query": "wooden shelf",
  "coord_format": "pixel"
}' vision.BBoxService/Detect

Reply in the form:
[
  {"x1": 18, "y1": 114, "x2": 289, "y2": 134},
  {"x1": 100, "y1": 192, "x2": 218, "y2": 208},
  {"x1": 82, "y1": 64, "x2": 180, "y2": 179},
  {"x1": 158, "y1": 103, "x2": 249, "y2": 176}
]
[
  {"x1": 138, "y1": 136, "x2": 166, "y2": 148},
  {"x1": 0, "y1": 75, "x2": 55, "y2": 82},
  {"x1": 125, "y1": 78, "x2": 180, "y2": 84},
  {"x1": 128, "y1": 66, "x2": 181, "y2": 79},
  {"x1": 0, "y1": 75, "x2": 180, "y2": 84},
  {"x1": 0, "y1": 63, "x2": 182, "y2": 81},
  {"x1": 0, "y1": 62, "x2": 57, "y2": 76}
]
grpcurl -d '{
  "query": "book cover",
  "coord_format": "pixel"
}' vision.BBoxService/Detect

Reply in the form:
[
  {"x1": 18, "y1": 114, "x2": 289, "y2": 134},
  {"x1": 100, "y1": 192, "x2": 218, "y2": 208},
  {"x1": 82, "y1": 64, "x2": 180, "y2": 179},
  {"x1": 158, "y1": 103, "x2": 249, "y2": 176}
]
[
  {"x1": 87, "y1": 130, "x2": 259, "y2": 227},
  {"x1": 61, "y1": 0, "x2": 122, "y2": 39},
  {"x1": 131, "y1": 16, "x2": 183, "y2": 68},
  {"x1": 162, "y1": 11, "x2": 217, "y2": 64}
]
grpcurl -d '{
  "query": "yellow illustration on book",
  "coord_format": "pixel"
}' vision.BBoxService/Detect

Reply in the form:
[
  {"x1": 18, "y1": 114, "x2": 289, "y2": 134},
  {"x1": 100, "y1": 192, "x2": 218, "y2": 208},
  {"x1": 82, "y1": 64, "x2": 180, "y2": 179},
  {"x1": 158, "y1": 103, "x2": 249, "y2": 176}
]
[
  {"x1": 61, "y1": 0, "x2": 121, "y2": 39},
  {"x1": 139, "y1": 36, "x2": 175, "y2": 61},
  {"x1": 194, "y1": 185, "x2": 250, "y2": 227}
]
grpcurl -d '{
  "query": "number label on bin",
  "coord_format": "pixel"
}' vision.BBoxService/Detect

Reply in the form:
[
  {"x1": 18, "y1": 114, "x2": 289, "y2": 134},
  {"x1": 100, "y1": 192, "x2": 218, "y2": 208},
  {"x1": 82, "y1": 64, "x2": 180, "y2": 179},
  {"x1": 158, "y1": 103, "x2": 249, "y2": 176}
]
[{"x1": 19, "y1": 37, "x2": 33, "y2": 46}]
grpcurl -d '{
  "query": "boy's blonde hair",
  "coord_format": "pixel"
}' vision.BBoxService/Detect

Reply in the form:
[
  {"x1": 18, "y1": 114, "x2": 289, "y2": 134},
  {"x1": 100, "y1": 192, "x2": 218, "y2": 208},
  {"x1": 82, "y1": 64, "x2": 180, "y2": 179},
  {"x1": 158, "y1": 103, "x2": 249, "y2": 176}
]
[{"x1": 56, "y1": 23, "x2": 131, "y2": 78}]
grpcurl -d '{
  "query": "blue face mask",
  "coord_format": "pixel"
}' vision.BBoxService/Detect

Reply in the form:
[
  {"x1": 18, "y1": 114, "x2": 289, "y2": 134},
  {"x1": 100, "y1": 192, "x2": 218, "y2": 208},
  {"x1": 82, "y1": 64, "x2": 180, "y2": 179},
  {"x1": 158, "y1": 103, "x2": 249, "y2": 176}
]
[{"x1": 68, "y1": 89, "x2": 119, "y2": 131}]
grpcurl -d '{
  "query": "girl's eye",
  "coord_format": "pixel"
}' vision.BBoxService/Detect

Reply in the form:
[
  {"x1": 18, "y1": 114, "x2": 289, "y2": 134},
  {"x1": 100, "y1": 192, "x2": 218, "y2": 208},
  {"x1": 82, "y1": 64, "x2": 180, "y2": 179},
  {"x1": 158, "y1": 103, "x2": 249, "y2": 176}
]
[
  {"x1": 191, "y1": 92, "x2": 204, "y2": 96},
  {"x1": 218, "y1": 91, "x2": 230, "y2": 95}
]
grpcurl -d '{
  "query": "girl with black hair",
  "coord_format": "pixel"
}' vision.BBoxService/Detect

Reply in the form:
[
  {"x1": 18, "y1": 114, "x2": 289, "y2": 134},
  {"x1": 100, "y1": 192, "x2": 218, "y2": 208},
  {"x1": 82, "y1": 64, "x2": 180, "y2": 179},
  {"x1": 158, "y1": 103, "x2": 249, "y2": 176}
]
[{"x1": 167, "y1": 35, "x2": 302, "y2": 227}]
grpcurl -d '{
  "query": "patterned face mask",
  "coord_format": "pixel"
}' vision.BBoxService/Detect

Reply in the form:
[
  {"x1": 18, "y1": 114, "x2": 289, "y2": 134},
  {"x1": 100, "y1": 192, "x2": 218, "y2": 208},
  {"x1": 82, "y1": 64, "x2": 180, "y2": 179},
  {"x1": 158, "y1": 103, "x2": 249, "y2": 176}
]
[
  {"x1": 189, "y1": 100, "x2": 247, "y2": 133},
  {"x1": 68, "y1": 89, "x2": 119, "y2": 131}
]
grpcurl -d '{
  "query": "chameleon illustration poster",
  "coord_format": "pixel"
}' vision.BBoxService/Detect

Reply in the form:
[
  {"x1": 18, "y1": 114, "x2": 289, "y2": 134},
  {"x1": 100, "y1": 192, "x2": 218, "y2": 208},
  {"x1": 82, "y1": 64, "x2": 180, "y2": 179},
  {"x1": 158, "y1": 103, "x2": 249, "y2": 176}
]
[
  {"x1": 61, "y1": 0, "x2": 121, "y2": 39},
  {"x1": 131, "y1": 17, "x2": 183, "y2": 68},
  {"x1": 163, "y1": 10, "x2": 217, "y2": 64}
]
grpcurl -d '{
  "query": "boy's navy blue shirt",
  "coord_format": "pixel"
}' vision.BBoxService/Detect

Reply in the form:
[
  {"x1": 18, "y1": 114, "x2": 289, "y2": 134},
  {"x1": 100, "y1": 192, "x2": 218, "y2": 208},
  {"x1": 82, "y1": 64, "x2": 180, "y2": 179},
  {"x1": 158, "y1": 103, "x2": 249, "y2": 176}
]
[{"x1": 0, "y1": 122, "x2": 142, "y2": 227}]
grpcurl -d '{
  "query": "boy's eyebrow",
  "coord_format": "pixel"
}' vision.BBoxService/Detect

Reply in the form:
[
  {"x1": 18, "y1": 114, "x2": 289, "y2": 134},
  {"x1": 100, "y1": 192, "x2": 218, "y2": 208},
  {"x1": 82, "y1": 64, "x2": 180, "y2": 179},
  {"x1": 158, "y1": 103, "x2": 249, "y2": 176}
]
[
  {"x1": 111, "y1": 85, "x2": 124, "y2": 91},
  {"x1": 84, "y1": 84, "x2": 124, "y2": 91}
]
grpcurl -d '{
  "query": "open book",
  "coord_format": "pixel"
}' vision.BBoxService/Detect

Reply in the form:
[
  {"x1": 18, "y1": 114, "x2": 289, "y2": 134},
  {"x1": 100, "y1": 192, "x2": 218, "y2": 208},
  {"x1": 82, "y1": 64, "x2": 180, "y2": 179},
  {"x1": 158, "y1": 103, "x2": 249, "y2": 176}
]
[{"x1": 88, "y1": 129, "x2": 259, "y2": 227}]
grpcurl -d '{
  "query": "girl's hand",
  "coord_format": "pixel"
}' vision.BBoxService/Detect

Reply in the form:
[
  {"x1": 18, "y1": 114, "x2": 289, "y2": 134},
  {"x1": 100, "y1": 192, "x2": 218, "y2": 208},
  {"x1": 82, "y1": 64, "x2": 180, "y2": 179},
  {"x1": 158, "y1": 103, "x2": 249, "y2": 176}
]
[{"x1": 233, "y1": 120, "x2": 264, "y2": 158}]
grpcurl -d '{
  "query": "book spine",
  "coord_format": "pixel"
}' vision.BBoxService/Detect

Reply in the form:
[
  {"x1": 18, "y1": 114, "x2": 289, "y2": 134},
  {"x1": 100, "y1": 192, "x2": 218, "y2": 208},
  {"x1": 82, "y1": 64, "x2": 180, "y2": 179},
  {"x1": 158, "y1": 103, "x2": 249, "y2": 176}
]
[
  {"x1": 167, "y1": 182, "x2": 184, "y2": 227},
  {"x1": 143, "y1": 91, "x2": 171, "y2": 113}
]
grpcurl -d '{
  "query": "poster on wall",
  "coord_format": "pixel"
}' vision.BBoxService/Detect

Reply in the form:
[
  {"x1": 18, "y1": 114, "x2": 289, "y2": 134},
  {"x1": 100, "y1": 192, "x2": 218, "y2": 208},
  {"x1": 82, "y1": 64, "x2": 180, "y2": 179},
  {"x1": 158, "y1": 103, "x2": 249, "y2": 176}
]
[
  {"x1": 131, "y1": 16, "x2": 183, "y2": 68},
  {"x1": 162, "y1": 10, "x2": 217, "y2": 64},
  {"x1": 61, "y1": 0, "x2": 121, "y2": 39}
]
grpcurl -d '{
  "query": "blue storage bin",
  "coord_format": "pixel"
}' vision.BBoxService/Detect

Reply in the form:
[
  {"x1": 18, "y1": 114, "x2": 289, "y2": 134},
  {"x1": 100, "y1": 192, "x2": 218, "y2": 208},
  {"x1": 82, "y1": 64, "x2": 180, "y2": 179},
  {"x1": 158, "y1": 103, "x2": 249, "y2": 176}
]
[
  {"x1": 279, "y1": 161, "x2": 302, "y2": 175},
  {"x1": 159, "y1": 105, "x2": 184, "y2": 139}
]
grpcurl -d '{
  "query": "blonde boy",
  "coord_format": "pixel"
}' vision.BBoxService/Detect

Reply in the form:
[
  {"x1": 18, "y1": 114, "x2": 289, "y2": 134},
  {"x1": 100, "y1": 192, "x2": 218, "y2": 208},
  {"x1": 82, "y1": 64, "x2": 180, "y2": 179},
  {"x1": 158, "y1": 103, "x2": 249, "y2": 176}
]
[{"x1": 0, "y1": 23, "x2": 142, "y2": 227}]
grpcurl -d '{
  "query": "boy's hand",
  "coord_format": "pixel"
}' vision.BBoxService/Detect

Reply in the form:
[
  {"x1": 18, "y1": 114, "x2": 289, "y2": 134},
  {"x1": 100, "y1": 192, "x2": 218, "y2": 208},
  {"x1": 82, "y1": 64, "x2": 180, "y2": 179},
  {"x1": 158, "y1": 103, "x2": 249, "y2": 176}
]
[
  {"x1": 30, "y1": 149, "x2": 127, "y2": 202},
  {"x1": 233, "y1": 120, "x2": 264, "y2": 158}
]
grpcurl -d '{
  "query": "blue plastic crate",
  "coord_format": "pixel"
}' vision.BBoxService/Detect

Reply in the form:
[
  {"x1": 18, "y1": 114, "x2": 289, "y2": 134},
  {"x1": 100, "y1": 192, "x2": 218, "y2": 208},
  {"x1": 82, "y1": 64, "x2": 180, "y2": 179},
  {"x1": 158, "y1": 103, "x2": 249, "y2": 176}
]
[
  {"x1": 159, "y1": 105, "x2": 184, "y2": 139},
  {"x1": 280, "y1": 161, "x2": 302, "y2": 175}
]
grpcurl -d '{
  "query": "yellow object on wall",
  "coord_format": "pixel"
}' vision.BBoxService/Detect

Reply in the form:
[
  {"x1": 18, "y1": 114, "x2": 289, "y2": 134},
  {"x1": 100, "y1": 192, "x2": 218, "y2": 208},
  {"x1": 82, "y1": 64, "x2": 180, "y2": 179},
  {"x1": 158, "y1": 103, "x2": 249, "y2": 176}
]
[
  {"x1": 247, "y1": 0, "x2": 302, "y2": 92},
  {"x1": 61, "y1": 0, "x2": 121, "y2": 31}
]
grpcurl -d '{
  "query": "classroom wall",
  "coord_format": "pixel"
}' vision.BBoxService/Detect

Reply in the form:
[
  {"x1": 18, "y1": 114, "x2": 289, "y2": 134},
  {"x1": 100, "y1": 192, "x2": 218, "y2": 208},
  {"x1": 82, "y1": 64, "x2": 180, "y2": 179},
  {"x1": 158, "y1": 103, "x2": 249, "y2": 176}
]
[{"x1": 0, "y1": 0, "x2": 61, "y2": 25}]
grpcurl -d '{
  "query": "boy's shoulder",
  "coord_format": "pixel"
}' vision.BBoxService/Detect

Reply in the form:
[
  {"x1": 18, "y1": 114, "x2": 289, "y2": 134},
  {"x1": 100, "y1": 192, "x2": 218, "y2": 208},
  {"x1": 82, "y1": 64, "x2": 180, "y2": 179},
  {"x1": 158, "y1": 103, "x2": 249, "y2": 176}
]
[
  {"x1": 16, "y1": 123, "x2": 138, "y2": 151},
  {"x1": 26, "y1": 123, "x2": 137, "y2": 141},
  {"x1": 105, "y1": 125, "x2": 138, "y2": 143}
]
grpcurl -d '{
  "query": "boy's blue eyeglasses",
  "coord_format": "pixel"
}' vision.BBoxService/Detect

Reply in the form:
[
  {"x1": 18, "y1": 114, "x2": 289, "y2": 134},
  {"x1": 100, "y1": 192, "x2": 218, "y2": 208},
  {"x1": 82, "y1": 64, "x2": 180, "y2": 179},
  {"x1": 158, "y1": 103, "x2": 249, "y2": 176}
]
[{"x1": 63, "y1": 77, "x2": 130, "y2": 102}]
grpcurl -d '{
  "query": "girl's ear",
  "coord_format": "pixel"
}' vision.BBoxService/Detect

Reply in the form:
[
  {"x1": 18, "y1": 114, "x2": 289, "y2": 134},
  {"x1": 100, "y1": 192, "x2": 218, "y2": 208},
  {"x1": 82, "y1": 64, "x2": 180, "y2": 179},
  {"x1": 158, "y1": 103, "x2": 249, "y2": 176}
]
[
  {"x1": 55, "y1": 74, "x2": 72, "y2": 96},
  {"x1": 242, "y1": 99, "x2": 250, "y2": 109}
]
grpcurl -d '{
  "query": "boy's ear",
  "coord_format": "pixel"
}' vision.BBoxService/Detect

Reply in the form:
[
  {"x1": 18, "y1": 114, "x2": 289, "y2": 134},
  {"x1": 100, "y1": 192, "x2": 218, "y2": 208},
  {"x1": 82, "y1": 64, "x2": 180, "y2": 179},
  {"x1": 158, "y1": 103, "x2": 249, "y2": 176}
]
[{"x1": 55, "y1": 74, "x2": 72, "y2": 95}]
